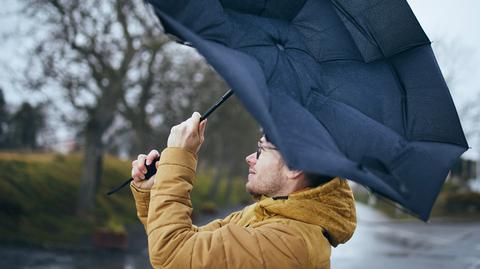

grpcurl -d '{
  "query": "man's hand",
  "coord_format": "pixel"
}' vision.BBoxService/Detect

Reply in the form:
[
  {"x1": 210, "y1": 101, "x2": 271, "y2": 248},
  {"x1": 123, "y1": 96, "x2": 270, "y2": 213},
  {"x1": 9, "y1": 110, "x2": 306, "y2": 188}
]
[
  {"x1": 131, "y1": 113, "x2": 206, "y2": 189},
  {"x1": 131, "y1": 149, "x2": 160, "y2": 190},
  {"x1": 167, "y1": 112, "x2": 207, "y2": 154}
]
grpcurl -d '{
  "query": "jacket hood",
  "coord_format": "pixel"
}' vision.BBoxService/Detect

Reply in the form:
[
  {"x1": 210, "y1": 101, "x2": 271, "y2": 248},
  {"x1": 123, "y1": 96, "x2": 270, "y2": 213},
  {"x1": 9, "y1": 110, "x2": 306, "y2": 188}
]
[{"x1": 255, "y1": 177, "x2": 357, "y2": 247}]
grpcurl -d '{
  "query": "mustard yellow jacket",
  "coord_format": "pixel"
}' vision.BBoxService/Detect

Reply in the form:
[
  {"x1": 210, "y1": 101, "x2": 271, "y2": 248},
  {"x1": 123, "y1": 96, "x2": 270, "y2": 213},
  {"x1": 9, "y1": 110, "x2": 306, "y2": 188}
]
[{"x1": 131, "y1": 148, "x2": 356, "y2": 269}]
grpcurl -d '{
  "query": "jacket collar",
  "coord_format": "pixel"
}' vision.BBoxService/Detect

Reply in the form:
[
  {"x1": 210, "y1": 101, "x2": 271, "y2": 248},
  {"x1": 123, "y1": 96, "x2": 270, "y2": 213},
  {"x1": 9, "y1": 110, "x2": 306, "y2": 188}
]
[{"x1": 254, "y1": 177, "x2": 357, "y2": 247}]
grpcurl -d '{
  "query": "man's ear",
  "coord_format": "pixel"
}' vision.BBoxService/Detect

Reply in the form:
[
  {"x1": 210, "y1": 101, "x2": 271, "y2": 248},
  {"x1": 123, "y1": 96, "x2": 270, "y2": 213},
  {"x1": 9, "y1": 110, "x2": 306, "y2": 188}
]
[{"x1": 286, "y1": 169, "x2": 304, "y2": 180}]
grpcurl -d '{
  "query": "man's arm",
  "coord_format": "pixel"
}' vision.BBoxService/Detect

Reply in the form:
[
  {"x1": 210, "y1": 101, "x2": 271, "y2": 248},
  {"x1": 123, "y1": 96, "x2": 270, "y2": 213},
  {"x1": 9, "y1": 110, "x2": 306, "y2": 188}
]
[
  {"x1": 136, "y1": 113, "x2": 308, "y2": 268},
  {"x1": 146, "y1": 147, "x2": 309, "y2": 269},
  {"x1": 130, "y1": 183, "x2": 244, "y2": 232},
  {"x1": 195, "y1": 209, "x2": 244, "y2": 232}
]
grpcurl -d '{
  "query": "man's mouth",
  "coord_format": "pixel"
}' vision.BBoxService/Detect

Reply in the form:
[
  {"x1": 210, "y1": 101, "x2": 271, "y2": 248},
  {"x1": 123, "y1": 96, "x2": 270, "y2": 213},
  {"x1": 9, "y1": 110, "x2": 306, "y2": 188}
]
[{"x1": 248, "y1": 169, "x2": 256, "y2": 174}]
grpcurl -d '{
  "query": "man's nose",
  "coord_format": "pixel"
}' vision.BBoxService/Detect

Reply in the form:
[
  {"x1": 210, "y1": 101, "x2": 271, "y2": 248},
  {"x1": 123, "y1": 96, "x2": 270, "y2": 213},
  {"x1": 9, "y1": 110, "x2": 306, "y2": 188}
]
[{"x1": 245, "y1": 152, "x2": 256, "y2": 166}]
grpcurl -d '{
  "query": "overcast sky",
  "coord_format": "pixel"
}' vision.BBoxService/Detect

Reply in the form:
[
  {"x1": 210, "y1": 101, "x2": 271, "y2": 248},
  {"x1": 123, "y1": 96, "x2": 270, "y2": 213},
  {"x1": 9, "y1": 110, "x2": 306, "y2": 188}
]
[
  {"x1": 0, "y1": 0, "x2": 479, "y2": 158},
  {"x1": 408, "y1": 0, "x2": 480, "y2": 102}
]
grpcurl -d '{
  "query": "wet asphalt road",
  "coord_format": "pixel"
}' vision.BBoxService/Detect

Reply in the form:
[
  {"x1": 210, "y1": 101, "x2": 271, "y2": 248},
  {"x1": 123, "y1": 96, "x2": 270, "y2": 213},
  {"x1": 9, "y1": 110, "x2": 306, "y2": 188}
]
[
  {"x1": 332, "y1": 203, "x2": 480, "y2": 269},
  {"x1": 1, "y1": 203, "x2": 478, "y2": 269}
]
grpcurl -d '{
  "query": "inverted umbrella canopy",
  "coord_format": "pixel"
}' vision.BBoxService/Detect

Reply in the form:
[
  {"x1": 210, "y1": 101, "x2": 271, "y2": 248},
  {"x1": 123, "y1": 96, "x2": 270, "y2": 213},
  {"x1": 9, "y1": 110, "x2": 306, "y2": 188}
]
[{"x1": 145, "y1": 0, "x2": 468, "y2": 221}]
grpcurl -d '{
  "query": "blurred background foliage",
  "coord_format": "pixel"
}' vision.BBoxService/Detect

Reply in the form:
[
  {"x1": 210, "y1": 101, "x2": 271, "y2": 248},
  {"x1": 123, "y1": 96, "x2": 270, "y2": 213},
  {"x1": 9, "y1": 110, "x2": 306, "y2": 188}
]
[
  {"x1": 0, "y1": 0, "x2": 263, "y2": 248},
  {"x1": 0, "y1": 152, "x2": 252, "y2": 248},
  {"x1": 0, "y1": 0, "x2": 479, "y2": 250}
]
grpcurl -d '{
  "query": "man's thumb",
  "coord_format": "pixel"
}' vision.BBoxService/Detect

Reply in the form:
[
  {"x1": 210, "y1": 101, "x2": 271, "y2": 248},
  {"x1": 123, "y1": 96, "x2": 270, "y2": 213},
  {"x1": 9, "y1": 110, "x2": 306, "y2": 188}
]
[{"x1": 199, "y1": 119, "x2": 207, "y2": 137}]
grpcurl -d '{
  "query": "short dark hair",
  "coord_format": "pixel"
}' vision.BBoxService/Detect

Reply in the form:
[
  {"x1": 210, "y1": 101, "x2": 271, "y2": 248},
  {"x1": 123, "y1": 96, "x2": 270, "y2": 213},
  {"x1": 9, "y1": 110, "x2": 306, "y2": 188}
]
[
  {"x1": 262, "y1": 134, "x2": 333, "y2": 187},
  {"x1": 305, "y1": 173, "x2": 334, "y2": 188}
]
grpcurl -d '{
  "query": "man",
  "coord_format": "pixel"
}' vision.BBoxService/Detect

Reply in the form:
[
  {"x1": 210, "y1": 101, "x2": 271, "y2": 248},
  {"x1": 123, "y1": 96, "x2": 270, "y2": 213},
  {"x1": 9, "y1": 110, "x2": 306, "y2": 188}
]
[{"x1": 130, "y1": 112, "x2": 356, "y2": 269}]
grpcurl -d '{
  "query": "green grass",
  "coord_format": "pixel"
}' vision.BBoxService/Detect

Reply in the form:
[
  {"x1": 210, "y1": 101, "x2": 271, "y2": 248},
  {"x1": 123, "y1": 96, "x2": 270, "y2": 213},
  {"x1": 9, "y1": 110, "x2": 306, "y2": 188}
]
[
  {"x1": 0, "y1": 152, "x2": 252, "y2": 248},
  {"x1": 0, "y1": 152, "x2": 131, "y2": 247}
]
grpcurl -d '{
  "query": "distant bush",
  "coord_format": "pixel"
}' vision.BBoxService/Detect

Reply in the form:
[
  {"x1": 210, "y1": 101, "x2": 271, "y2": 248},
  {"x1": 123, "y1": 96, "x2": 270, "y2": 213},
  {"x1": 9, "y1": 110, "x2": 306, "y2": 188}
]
[
  {"x1": 0, "y1": 152, "x2": 133, "y2": 247},
  {"x1": 443, "y1": 192, "x2": 480, "y2": 214},
  {"x1": 199, "y1": 201, "x2": 219, "y2": 215},
  {"x1": 0, "y1": 152, "x2": 253, "y2": 248}
]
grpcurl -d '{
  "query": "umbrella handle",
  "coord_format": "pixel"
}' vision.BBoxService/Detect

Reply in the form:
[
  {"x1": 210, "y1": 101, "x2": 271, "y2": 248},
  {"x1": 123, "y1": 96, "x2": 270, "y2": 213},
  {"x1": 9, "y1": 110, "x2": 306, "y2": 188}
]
[
  {"x1": 106, "y1": 157, "x2": 159, "y2": 195},
  {"x1": 200, "y1": 89, "x2": 234, "y2": 121},
  {"x1": 107, "y1": 89, "x2": 234, "y2": 196}
]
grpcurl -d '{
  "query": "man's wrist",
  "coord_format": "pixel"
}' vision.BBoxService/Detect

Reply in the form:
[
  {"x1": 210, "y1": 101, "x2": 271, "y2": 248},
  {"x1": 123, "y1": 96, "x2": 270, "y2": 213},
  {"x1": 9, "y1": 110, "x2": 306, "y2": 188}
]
[
  {"x1": 131, "y1": 181, "x2": 152, "y2": 193},
  {"x1": 166, "y1": 146, "x2": 197, "y2": 157},
  {"x1": 161, "y1": 147, "x2": 197, "y2": 165},
  {"x1": 154, "y1": 147, "x2": 198, "y2": 185}
]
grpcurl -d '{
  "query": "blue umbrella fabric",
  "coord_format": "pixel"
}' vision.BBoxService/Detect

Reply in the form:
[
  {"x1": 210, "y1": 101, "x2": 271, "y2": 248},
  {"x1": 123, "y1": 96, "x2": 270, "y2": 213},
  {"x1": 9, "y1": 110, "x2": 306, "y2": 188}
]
[{"x1": 145, "y1": 0, "x2": 468, "y2": 221}]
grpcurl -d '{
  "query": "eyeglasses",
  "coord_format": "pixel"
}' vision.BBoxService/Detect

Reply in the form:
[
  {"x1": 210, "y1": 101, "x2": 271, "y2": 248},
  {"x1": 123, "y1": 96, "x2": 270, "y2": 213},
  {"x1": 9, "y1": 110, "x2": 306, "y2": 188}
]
[{"x1": 256, "y1": 141, "x2": 277, "y2": 159}]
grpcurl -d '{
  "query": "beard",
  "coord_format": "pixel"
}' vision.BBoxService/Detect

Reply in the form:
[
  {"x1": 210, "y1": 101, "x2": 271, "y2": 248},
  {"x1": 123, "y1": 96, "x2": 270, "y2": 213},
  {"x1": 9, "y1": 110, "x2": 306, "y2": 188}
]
[
  {"x1": 246, "y1": 185, "x2": 263, "y2": 201},
  {"x1": 245, "y1": 173, "x2": 282, "y2": 199}
]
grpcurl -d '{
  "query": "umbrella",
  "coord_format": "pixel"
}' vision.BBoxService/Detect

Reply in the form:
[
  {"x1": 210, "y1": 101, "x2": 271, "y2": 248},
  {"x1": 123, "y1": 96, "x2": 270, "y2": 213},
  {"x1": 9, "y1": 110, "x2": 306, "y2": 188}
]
[{"x1": 144, "y1": 0, "x2": 469, "y2": 221}]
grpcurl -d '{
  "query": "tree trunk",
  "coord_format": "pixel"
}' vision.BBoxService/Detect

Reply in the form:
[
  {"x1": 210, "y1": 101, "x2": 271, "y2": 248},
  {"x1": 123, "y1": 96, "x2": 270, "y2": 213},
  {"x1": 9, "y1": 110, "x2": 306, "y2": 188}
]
[
  {"x1": 76, "y1": 121, "x2": 104, "y2": 216},
  {"x1": 131, "y1": 121, "x2": 155, "y2": 156},
  {"x1": 477, "y1": 148, "x2": 480, "y2": 180}
]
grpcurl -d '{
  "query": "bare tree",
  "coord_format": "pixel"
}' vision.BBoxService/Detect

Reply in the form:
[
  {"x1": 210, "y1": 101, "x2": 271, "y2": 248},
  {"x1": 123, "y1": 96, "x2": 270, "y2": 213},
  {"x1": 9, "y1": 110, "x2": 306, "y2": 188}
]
[
  {"x1": 0, "y1": 88, "x2": 10, "y2": 147},
  {"x1": 4, "y1": 102, "x2": 47, "y2": 150},
  {"x1": 434, "y1": 38, "x2": 480, "y2": 183},
  {"x1": 19, "y1": 0, "x2": 262, "y2": 213},
  {"x1": 432, "y1": 38, "x2": 474, "y2": 92},
  {"x1": 461, "y1": 92, "x2": 480, "y2": 181},
  {"x1": 118, "y1": 46, "x2": 214, "y2": 155},
  {"x1": 21, "y1": 0, "x2": 171, "y2": 215}
]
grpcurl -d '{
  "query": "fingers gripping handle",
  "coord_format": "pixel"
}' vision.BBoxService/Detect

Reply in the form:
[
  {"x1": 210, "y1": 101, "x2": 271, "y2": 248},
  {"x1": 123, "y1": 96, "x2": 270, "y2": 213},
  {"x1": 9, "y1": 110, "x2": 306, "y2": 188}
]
[
  {"x1": 106, "y1": 156, "x2": 160, "y2": 195},
  {"x1": 107, "y1": 89, "x2": 233, "y2": 196},
  {"x1": 143, "y1": 156, "x2": 160, "y2": 180}
]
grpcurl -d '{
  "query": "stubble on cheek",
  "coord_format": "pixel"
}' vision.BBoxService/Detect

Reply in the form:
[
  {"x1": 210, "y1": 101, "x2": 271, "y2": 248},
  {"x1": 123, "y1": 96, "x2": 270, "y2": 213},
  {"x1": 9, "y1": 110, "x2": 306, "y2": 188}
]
[
  {"x1": 246, "y1": 174, "x2": 279, "y2": 198},
  {"x1": 246, "y1": 153, "x2": 284, "y2": 197},
  {"x1": 246, "y1": 174, "x2": 262, "y2": 197}
]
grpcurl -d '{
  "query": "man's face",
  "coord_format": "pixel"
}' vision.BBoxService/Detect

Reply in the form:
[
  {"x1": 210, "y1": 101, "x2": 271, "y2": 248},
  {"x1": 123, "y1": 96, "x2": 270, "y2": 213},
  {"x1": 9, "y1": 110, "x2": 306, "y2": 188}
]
[{"x1": 245, "y1": 136, "x2": 288, "y2": 197}]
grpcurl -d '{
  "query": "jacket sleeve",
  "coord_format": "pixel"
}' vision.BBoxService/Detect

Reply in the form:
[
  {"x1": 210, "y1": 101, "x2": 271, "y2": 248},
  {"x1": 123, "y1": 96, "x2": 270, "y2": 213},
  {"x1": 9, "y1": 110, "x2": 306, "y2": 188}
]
[
  {"x1": 146, "y1": 148, "x2": 309, "y2": 269},
  {"x1": 196, "y1": 208, "x2": 246, "y2": 232},
  {"x1": 130, "y1": 176, "x2": 244, "y2": 233},
  {"x1": 130, "y1": 182, "x2": 151, "y2": 231}
]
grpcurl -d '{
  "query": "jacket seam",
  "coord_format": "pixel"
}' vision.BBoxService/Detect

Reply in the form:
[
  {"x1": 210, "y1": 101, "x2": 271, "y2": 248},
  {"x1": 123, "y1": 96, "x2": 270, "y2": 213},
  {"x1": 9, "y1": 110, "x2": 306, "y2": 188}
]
[
  {"x1": 253, "y1": 229, "x2": 267, "y2": 269},
  {"x1": 148, "y1": 223, "x2": 191, "y2": 236},
  {"x1": 286, "y1": 222, "x2": 312, "y2": 268},
  {"x1": 190, "y1": 234, "x2": 197, "y2": 269},
  {"x1": 158, "y1": 162, "x2": 196, "y2": 173},
  {"x1": 220, "y1": 229, "x2": 229, "y2": 269},
  {"x1": 131, "y1": 182, "x2": 152, "y2": 194},
  {"x1": 150, "y1": 193, "x2": 190, "y2": 200},
  {"x1": 143, "y1": 196, "x2": 149, "y2": 218}
]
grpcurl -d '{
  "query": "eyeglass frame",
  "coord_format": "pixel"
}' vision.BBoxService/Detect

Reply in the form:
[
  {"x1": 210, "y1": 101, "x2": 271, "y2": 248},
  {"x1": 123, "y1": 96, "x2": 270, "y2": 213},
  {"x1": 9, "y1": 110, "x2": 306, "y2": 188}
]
[{"x1": 256, "y1": 141, "x2": 278, "y2": 159}]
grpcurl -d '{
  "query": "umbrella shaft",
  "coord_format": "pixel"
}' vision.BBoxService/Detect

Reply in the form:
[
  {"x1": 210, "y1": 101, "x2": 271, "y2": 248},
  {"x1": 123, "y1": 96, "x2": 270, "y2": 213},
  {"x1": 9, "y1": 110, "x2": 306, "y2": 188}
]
[
  {"x1": 200, "y1": 89, "x2": 233, "y2": 121},
  {"x1": 107, "y1": 89, "x2": 234, "y2": 196}
]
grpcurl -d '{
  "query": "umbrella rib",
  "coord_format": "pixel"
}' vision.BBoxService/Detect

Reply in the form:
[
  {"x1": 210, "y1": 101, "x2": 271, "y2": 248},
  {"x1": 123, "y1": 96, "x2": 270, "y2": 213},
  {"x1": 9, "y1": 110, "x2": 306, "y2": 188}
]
[
  {"x1": 385, "y1": 61, "x2": 409, "y2": 137},
  {"x1": 257, "y1": 0, "x2": 268, "y2": 16},
  {"x1": 329, "y1": 1, "x2": 376, "y2": 46},
  {"x1": 266, "y1": 46, "x2": 281, "y2": 84},
  {"x1": 285, "y1": 47, "x2": 360, "y2": 64},
  {"x1": 235, "y1": 44, "x2": 276, "y2": 50},
  {"x1": 284, "y1": 54, "x2": 305, "y2": 98},
  {"x1": 285, "y1": 47, "x2": 311, "y2": 57}
]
